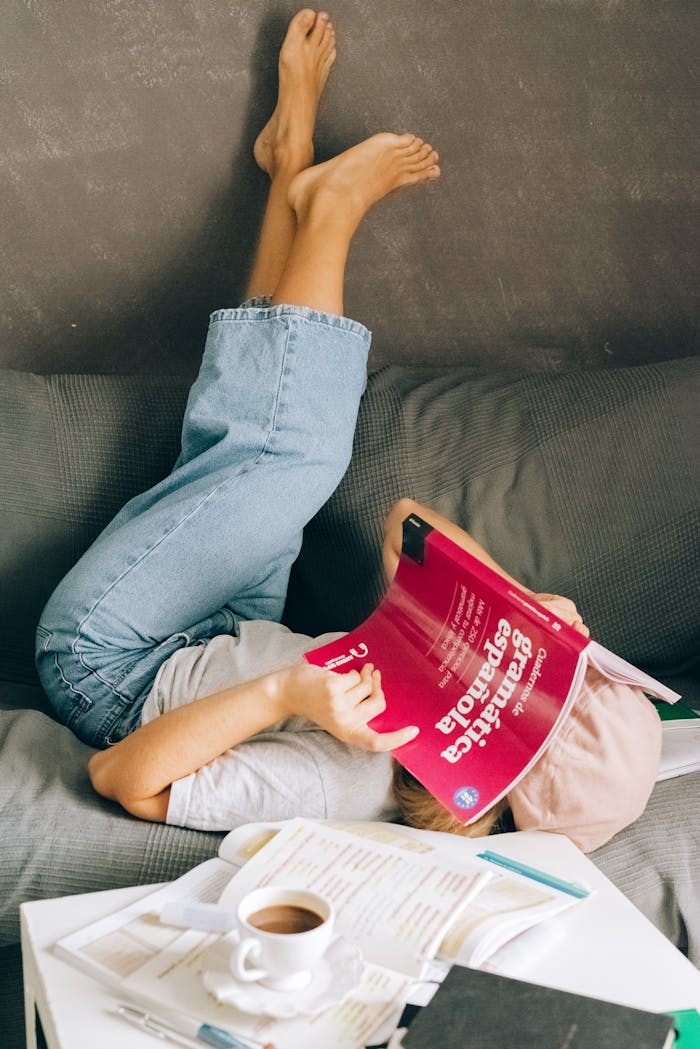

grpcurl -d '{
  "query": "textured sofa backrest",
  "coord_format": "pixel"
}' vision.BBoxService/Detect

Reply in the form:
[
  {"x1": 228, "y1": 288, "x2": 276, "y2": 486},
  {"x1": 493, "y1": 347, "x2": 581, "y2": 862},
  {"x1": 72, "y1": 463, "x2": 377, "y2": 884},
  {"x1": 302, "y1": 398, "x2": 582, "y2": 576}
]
[
  {"x1": 285, "y1": 360, "x2": 700, "y2": 696},
  {"x1": 0, "y1": 372, "x2": 188, "y2": 685},
  {"x1": 2, "y1": 0, "x2": 698, "y2": 374},
  {"x1": 2, "y1": 360, "x2": 698, "y2": 700}
]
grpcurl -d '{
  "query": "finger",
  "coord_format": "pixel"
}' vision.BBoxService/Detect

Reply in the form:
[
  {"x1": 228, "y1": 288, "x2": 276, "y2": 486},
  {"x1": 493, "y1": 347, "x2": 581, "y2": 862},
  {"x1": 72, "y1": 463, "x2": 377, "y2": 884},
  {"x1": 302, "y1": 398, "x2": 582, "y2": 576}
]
[
  {"x1": 354, "y1": 693, "x2": 387, "y2": 722},
  {"x1": 357, "y1": 670, "x2": 383, "y2": 703},
  {"x1": 356, "y1": 724, "x2": 420, "y2": 753},
  {"x1": 551, "y1": 600, "x2": 581, "y2": 626},
  {"x1": 352, "y1": 663, "x2": 374, "y2": 687},
  {"x1": 338, "y1": 668, "x2": 362, "y2": 687},
  {"x1": 346, "y1": 668, "x2": 376, "y2": 702}
]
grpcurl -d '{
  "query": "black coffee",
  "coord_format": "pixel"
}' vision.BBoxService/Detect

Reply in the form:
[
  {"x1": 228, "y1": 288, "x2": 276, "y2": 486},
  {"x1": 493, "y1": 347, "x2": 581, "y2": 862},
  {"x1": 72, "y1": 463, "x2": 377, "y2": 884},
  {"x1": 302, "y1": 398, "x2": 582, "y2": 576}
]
[{"x1": 246, "y1": 904, "x2": 324, "y2": 935}]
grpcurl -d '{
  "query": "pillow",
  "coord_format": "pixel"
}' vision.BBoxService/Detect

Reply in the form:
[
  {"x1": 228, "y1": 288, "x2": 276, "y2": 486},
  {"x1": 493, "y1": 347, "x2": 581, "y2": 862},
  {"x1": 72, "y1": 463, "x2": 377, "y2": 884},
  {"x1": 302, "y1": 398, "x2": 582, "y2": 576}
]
[
  {"x1": 284, "y1": 357, "x2": 700, "y2": 697},
  {"x1": 0, "y1": 370, "x2": 189, "y2": 685}
]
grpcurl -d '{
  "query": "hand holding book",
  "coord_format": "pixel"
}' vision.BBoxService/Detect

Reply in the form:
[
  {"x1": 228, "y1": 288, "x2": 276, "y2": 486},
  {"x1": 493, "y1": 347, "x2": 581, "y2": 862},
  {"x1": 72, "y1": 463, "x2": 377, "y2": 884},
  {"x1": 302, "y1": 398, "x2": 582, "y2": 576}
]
[
  {"x1": 306, "y1": 513, "x2": 678, "y2": 850},
  {"x1": 273, "y1": 661, "x2": 419, "y2": 752},
  {"x1": 528, "y1": 593, "x2": 589, "y2": 638},
  {"x1": 384, "y1": 500, "x2": 591, "y2": 637}
]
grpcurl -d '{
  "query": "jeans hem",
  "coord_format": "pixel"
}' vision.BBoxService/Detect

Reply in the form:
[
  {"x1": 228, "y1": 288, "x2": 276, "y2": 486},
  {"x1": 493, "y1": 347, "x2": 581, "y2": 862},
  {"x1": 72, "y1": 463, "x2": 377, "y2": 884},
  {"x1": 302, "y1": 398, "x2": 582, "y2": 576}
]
[{"x1": 211, "y1": 303, "x2": 371, "y2": 342}]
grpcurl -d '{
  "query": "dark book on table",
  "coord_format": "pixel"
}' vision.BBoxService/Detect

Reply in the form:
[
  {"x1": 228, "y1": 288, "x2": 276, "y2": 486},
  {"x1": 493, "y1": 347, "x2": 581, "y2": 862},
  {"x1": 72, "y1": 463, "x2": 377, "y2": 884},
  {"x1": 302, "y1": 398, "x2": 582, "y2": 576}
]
[{"x1": 401, "y1": 965, "x2": 676, "y2": 1049}]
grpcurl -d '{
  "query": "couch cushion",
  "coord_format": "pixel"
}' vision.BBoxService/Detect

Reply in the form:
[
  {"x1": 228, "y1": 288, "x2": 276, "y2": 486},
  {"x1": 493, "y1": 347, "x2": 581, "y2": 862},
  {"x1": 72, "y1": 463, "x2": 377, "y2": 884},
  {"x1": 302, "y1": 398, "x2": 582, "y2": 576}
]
[
  {"x1": 3, "y1": 360, "x2": 697, "y2": 697},
  {"x1": 0, "y1": 371, "x2": 189, "y2": 686},
  {"x1": 285, "y1": 357, "x2": 700, "y2": 698},
  {"x1": 591, "y1": 771, "x2": 700, "y2": 966},
  {"x1": 0, "y1": 697, "x2": 223, "y2": 948}
]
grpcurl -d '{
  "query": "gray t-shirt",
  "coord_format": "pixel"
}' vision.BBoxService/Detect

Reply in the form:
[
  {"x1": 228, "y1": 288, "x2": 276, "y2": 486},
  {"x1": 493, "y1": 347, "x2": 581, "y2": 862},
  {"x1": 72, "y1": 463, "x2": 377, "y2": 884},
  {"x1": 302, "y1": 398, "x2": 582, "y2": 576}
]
[{"x1": 141, "y1": 619, "x2": 397, "y2": 831}]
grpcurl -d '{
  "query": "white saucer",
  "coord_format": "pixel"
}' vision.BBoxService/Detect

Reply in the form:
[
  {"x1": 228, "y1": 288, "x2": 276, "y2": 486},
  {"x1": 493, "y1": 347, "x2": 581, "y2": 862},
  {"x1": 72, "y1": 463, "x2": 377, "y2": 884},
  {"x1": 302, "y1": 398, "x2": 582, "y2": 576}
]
[{"x1": 203, "y1": 935, "x2": 363, "y2": 1019}]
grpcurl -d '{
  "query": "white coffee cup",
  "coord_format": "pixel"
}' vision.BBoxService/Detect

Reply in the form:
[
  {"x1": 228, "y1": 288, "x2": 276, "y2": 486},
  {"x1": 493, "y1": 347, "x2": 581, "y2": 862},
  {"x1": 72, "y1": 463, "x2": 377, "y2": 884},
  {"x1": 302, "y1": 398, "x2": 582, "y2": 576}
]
[{"x1": 230, "y1": 886, "x2": 335, "y2": 991}]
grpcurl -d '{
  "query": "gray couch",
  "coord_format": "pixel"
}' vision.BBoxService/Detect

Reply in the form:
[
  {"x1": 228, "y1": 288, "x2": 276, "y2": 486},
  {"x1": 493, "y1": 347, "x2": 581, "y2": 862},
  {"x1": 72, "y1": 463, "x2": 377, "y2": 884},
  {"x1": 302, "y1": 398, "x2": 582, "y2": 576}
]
[
  {"x1": 2, "y1": 361, "x2": 699, "y2": 1045},
  {"x1": 2, "y1": 1, "x2": 698, "y2": 1044}
]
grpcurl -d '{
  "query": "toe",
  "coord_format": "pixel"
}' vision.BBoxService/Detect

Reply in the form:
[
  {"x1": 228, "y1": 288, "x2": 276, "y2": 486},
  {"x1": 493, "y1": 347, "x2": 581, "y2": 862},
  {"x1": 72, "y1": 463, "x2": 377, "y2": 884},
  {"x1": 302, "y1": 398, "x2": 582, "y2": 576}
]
[
  {"x1": 415, "y1": 150, "x2": 439, "y2": 169},
  {"x1": 395, "y1": 133, "x2": 418, "y2": 149},
  {"x1": 292, "y1": 9, "x2": 316, "y2": 35},
  {"x1": 322, "y1": 21, "x2": 335, "y2": 48},
  {"x1": 407, "y1": 149, "x2": 439, "y2": 175},
  {"x1": 310, "y1": 11, "x2": 329, "y2": 38}
]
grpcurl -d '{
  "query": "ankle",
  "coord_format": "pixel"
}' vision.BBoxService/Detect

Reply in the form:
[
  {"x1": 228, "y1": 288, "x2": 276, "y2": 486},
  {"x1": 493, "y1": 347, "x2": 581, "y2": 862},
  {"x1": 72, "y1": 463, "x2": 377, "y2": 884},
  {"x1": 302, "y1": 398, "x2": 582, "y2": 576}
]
[
  {"x1": 294, "y1": 183, "x2": 363, "y2": 233},
  {"x1": 268, "y1": 170, "x2": 298, "y2": 196},
  {"x1": 272, "y1": 139, "x2": 314, "y2": 179}
]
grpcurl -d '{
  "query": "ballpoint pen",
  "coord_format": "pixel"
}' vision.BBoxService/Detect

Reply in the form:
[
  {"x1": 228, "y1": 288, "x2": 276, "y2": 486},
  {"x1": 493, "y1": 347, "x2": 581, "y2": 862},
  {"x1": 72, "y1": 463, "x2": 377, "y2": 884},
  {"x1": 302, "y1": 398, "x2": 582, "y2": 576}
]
[
  {"x1": 114, "y1": 1003, "x2": 274, "y2": 1049},
  {"x1": 476, "y1": 850, "x2": 591, "y2": 899}
]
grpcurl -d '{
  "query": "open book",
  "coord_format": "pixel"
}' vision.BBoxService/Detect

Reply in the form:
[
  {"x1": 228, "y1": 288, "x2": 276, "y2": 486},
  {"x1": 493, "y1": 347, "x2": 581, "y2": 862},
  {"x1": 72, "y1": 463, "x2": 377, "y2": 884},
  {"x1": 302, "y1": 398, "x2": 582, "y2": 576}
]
[
  {"x1": 305, "y1": 514, "x2": 680, "y2": 825},
  {"x1": 55, "y1": 818, "x2": 588, "y2": 1049},
  {"x1": 655, "y1": 700, "x2": 700, "y2": 781}
]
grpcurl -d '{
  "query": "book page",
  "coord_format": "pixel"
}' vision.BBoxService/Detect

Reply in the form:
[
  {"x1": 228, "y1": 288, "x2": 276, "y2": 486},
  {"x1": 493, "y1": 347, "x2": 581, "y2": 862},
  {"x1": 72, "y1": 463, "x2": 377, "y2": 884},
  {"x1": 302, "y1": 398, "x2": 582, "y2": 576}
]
[
  {"x1": 55, "y1": 857, "x2": 234, "y2": 985},
  {"x1": 658, "y1": 721, "x2": 700, "y2": 780},
  {"x1": 53, "y1": 820, "x2": 592, "y2": 1049},
  {"x1": 217, "y1": 819, "x2": 489, "y2": 978},
  {"x1": 218, "y1": 821, "x2": 284, "y2": 866},
  {"x1": 218, "y1": 819, "x2": 437, "y2": 871},
  {"x1": 331, "y1": 822, "x2": 583, "y2": 967},
  {"x1": 218, "y1": 819, "x2": 584, "y2": 970},
  {"x1": 119, "y1": 928, "x2": 412, "y2": 1049},
  {"x1": 438, "y1": 873, "x2": 576, "y2": 968},
  {"x1": 586, "y1": 640, "x2": 680, "y2": 703}
]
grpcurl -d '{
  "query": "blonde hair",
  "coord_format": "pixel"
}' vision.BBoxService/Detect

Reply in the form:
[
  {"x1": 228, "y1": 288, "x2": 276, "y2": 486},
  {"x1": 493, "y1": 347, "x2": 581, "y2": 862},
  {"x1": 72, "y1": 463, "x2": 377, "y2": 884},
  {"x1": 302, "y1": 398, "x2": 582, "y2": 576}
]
[{"x1": 391, "y1": 762, "x2": 511, "y2": 838}]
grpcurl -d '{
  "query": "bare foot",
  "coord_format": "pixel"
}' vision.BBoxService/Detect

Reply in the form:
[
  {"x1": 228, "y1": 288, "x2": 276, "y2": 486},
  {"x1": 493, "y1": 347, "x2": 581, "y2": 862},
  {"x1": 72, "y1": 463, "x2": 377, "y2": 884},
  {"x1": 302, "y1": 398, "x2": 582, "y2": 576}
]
[
  {"x1": 254, "y1": 9, "x2": 336, "y2": 178},
  {"x1": 288, "y1": 133, "x2": 441, "y2": 226}
]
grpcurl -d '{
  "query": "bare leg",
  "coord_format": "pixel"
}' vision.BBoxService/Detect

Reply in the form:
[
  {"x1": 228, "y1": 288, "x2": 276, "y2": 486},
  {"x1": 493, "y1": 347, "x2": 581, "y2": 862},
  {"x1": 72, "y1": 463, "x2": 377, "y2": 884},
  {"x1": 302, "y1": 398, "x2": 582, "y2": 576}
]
[
  {"x1": 245, "y1": 9, "x2": 336, "y2": 300},
  {"x1": 272, "y1": 133, "x2": 441, "y2": 315}
]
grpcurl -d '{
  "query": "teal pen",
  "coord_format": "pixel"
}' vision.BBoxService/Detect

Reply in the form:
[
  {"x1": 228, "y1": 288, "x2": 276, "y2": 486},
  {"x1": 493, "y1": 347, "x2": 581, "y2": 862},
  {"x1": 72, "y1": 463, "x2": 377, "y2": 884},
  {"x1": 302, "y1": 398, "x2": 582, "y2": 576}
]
[
  {"x1": 476, "y1": 850, "x2": 591, "y2": 899},
  {"x1": 115, "y1": 1003, "x2": 272, "y2": 1049}
]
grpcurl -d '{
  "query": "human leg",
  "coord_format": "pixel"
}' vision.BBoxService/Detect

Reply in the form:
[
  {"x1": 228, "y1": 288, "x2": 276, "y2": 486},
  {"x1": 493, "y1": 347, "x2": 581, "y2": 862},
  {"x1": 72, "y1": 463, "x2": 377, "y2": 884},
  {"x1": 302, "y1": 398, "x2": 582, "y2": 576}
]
[
  {"x1": 34, "y1": 9, "x2": 339, "y2": 749},
  {"x1": 245, "y1": 9, "x2": 336, "y2": 300},
  {"x1": 36, "y1": 59, "x2": 440, "y2": 753},
  {"x1": 37, "y1": 309, "x2": 370, "y2": 747},
  {"x1": 272, "y1": 133, "x2": 440, "y2": 314}
]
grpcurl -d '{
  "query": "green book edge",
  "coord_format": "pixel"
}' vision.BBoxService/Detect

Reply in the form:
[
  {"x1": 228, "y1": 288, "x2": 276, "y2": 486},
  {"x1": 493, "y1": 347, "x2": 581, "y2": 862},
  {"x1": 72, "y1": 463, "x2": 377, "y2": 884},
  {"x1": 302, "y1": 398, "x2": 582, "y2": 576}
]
[
  {"x1": 653, "y1": 700, "x2": 699, "y2": 723},
  {"x1": 667, "y1": 1008, "x2": 700, "y2": 1047}
]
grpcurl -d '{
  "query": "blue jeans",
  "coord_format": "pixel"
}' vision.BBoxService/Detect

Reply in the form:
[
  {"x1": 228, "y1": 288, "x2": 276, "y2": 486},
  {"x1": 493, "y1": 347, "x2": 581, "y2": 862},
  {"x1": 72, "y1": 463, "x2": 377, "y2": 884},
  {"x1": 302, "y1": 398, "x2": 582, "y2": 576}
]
[{"x1": 36, "y1": 300, "x2": 371, "y2": 748}]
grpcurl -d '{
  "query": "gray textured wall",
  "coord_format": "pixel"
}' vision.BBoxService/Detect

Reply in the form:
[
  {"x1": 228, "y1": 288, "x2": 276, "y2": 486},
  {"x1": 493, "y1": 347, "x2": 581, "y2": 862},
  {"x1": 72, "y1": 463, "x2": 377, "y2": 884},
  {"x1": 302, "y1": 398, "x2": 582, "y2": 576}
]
[{"x1": 1, "y1": 0, "x2": 698, "y2": 375}]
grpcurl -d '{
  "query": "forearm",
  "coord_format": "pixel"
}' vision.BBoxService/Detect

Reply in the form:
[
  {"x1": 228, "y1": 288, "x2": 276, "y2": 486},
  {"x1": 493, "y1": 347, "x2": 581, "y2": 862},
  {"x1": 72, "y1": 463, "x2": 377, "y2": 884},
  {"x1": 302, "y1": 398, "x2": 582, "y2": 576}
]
[
  {"x1": 383, "y1": 498, "x2": 587, "y2": 634},
  {"x1": 89, "y1": 654, "x2": 416, "y2": 822},
  {"x1": 88, "y1": 671, "x2": 286, "y2": 813}
]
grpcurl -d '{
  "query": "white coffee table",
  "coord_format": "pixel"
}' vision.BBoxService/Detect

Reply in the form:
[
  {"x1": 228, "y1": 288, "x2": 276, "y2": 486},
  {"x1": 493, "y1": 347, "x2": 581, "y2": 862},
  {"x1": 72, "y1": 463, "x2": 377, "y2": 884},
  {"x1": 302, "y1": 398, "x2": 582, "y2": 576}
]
[
  {"x1": 21, "y1": 830, "x2": 700, "y2": 1049},
  {"x1": 21, "y1": 885, "x2": 160, "y2": 1049}
]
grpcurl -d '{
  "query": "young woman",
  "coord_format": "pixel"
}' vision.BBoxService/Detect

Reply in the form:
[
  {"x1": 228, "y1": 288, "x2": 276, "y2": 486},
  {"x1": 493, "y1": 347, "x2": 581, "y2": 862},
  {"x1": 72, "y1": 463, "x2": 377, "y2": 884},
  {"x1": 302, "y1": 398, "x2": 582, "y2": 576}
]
[{"x1": 36, "y1": 11, "x2": 661, "y2": 853}]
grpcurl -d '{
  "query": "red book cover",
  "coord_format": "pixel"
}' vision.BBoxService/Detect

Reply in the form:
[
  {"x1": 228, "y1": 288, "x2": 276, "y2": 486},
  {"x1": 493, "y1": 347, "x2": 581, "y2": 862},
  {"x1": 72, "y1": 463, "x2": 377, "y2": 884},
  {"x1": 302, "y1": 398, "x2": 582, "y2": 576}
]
[{"x1": 305, "y1": 514, "x2": 590, "y2": 824}]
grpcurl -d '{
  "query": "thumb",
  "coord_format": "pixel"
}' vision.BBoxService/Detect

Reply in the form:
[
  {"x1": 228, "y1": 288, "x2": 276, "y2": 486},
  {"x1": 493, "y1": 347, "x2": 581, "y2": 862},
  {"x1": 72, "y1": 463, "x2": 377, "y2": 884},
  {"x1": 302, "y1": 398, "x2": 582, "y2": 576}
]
[{"x1": 369, "y1": 724, "x2": 420, "y2": 753}]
